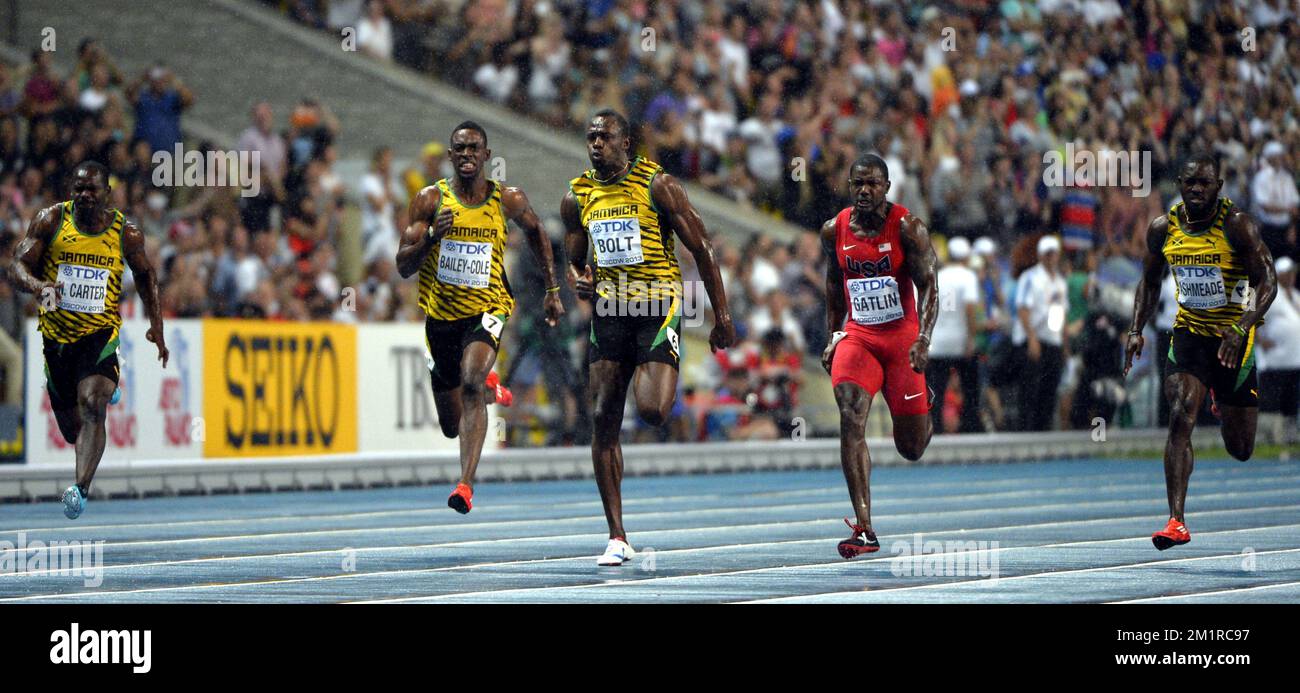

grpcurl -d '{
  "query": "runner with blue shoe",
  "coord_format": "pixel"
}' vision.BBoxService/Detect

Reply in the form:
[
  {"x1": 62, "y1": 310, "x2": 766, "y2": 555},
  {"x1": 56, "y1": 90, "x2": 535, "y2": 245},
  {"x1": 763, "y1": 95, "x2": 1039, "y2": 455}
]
[{"x1": 8, "y1": 162, "x2": 169, "y2": 519}]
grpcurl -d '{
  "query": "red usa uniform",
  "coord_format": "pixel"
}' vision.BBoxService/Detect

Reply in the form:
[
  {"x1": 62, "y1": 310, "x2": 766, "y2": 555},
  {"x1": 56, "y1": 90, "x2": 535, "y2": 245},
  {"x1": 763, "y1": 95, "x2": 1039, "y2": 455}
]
[{"x1": 829, "y1": 203, "x2": 928, "y2": 416}]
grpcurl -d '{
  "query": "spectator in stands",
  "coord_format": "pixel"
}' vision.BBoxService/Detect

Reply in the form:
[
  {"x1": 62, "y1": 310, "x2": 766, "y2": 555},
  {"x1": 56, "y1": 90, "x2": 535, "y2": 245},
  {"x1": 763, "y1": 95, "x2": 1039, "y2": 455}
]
[
  {"x1": 356, "y1": 0, "x2": 394, "y2": 62},
  {"x1": 360, "y1": 146, "x2": 397, "y2": 264},
  {"x1": 21, "y1": 50, "x2": 60, "y2": 119},
  {"x1": 402, "y1": 141, "x2": 448, "y2": 205},
  {"x1": 126, "y1": 64, "x2": 193, "y2": 154},
  {"x1": 236, "y1": 101, "x2": 287, "y2": 186},
  {"x1": 1013, "y1": 235, "x2": 1069, "y2": 431},
  {"x1": 928, "y1": 236, "x2": 982, "y2": 434},
  {"x1": 737, "y1": 91, "x2": 786, "y2": 211},
  {"x1": 1252, "y1": 141, "x2": 1297, "y2": 261},
  {"x1": 1258, "y1": 256, "x2": 1300, "y2": 445}
]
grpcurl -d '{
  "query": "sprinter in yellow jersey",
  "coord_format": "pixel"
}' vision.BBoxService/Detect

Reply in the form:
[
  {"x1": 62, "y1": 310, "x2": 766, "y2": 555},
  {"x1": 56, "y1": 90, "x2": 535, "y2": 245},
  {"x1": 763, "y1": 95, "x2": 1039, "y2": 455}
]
[
  {"x1": 562, "y1": 110, "x2": 736, "y2": 566},
  {"x1": 397, "y1": 122, "x2": 562, "y2": 514},
  {"x1": 1125, "y1": 152, "x2": 1277, "y2": 550},
  {"x1": 8, "y1": 162, "x2": 168, "y2": 520}
]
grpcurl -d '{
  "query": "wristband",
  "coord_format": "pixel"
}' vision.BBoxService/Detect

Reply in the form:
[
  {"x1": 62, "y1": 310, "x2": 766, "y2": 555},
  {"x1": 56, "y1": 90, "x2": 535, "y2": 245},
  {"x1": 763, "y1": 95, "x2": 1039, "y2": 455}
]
[
  {"x1": 545, "y1": 286, "x2": 560, "y2": 294},
  {"x1": 1231, "y1": 323, "x2": 1247, "y2": 337}
]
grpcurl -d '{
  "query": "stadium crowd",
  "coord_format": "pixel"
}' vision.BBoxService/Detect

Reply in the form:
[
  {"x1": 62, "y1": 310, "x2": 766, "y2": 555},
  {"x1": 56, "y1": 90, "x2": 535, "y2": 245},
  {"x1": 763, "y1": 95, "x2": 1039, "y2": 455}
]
[{"x1": 2, "y1": 0, "x2": 1298, "y2": 445}]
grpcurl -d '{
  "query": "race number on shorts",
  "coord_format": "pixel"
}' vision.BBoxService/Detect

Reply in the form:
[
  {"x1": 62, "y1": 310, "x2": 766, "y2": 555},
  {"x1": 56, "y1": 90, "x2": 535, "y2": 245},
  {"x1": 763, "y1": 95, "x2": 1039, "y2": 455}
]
[
  {"x1": 437, "y1": 238, "x2": 493, "y2": 288},
  {"x1": 481, "y1": 313, "x2": 504, "y2": 340},
  {"x1": 1173, "y1": 265, "x2": 1227, "y2": 310},
  {"x1": 589, "y1": 217, "x2": 644, "y2": 267},
  {"x1": 848, "y1": 276, "x2": 903, "y2": 325},
  {"x1": 56, "y1": 263, "x2": 109, "y2": 313}
]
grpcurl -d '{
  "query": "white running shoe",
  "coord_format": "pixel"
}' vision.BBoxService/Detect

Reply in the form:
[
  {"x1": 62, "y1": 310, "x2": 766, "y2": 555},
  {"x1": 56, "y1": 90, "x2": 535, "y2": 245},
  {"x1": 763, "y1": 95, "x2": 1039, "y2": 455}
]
[{"x1": 596, "y1": 538, "x2": 636, "y2": 566}]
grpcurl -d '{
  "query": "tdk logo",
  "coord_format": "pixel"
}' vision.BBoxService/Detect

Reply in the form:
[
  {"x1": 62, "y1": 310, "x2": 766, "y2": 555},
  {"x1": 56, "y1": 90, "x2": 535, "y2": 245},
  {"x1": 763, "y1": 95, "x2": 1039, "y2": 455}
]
[
  {"x1": 591, "y1": 219, "x2": 637, "y2": 234},
  {"x1": 853, "y1": 277, "x2": 896, "y2": 291},
  {"x1": 63, "y1": 266, "x2": 109, "y2": 280},
  {"x1": 443, "y1": 241, "x2": 489, "y2": 255},
  {"x1": 846, "y1": 255, "x2": 892, "y2": 278}
]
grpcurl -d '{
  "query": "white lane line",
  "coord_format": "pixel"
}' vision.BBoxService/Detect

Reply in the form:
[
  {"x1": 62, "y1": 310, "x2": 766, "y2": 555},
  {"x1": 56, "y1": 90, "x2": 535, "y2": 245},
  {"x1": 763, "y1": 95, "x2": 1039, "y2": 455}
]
[
  {"x1": 10, "y1": 470, "x2": 1300, "y2": 551},
  {"x1": 7, "y1": 501, "x2": 1300, "y2": 583},
  {"x1": 3, "y1": 460, "x2": 1288, "y2": 535},
  {"x1": 1111, "y1": 580, "x2": 1300, "y2": 603},
  {"x1": 1, "y1": 480, "x2": 1292, "y2": 556},
  {"x1": 743, "y1": 548, "x2": 1300, "y2": 604},
  {"x1": 364, "y1": 530, "x2": 1300, "y2": 604},
  {"x1": 11, "y1": 511, "x2": 1297, "y2": 603}
]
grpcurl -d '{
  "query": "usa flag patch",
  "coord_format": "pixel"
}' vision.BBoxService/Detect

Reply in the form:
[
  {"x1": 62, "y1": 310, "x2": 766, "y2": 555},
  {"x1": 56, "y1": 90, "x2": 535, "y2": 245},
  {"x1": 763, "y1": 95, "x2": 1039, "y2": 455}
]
[{"x1": 878, "y1": 242, "x2": 892, "y2": 252}]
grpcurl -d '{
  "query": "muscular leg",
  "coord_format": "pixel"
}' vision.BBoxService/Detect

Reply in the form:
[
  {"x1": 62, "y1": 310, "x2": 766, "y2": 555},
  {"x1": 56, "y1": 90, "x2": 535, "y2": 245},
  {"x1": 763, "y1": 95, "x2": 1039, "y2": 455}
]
[
  {"x1": 834, "y1": 382, "x2": 874, "y2": 531},
  {"x1": 73, "y1": 375, "x2": 115, "y2": 493},
  {"x1": 54, "y1": 407, "x2": 80, "y2": 445},
  {"x1": 1219, "y1": 404, "x2": 1257, "y2": 461},
  {"x1": 1164, "y1": 373, "x2": 1207, "y2": 521},
  {"x1": 454, "y1": 341, "x2": 499, "y2": 487},
  {"x1": 591, "y1": 359, "x2": 634, "y2": 539},
  {"x1": 892, "y1": 412, "x2": 933, "y2": 462},
  {"x1": 433, "y1": 387, "x2": 462, "y2": 439},
  {"x1": 631, "y1": 361, "x2": 677, "y2": 426}
]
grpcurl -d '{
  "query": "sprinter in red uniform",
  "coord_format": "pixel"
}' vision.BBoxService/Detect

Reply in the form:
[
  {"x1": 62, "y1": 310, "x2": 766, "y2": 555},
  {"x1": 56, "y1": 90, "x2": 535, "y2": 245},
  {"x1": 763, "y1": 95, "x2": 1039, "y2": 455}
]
[{"x1": 821, "y1": 154, "x2": 939, "y2": 558}]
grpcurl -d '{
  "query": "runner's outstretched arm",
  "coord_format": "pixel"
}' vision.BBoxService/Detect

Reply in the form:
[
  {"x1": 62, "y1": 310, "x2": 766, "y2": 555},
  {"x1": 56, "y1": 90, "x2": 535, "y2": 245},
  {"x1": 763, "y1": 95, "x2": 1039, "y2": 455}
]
[
  {"x1": 1218, "y1": 210, "x2": 1277, "y2": 368},
  {"x1": 650, "y1": 173, "x2": 735, "y2": 352},
  {"x1": 1124, "y1": 215, "x2": 1169, "y2": 376},
  {"x1": 561, "y1": 189, "x2": 594, "y2": 300},
  {"x1": 123, "y1": 221, "x2": 168, "y2": 367},
  {"x1": 9, "y1": 204, "x2": 60, "y2": 296},
  {"x1": 503, "y1": 186, "x2": 563, "y2": 326},
  {"x1": 397, "y1": 185, "x2": 447, "y2": 278},
  {"x1": 900, "y1": 214, "x2": 938, "y2": 372}
]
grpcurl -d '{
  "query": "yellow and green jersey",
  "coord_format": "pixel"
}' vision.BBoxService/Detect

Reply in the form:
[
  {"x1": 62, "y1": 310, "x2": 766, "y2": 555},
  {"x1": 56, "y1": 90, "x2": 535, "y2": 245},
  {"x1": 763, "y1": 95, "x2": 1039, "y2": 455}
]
[
  {"x1": 38, "y1": 201, "x2": 125, "y2": 344},
  {"x1": 1163, "y1": 197, "x2": 1254, "y2": 337},
  {"x1": 417, "y1": 179, "x2": 515, "y2": 321},
  {"x1": 570, "y1": 156, "x2": 681, "y2": 303}
]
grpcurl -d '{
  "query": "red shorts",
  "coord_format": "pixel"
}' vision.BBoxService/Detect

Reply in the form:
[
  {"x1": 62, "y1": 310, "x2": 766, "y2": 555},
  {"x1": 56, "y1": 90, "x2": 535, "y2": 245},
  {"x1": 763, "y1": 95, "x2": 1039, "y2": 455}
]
[{"x1": 830, "y1": 324, "x2": 929, "y2": 416}]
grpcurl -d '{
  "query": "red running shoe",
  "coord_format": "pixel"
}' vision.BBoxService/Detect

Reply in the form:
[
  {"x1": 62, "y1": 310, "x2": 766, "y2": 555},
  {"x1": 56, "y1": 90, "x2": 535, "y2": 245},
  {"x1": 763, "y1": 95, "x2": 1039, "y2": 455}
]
[
  {"x1": 485, "y1": 371, "x2": 513, "y2": 407},
  {"x1": 837, "y1": 518, "x2": 881, "y2": 559},
  {"x1": 1152, "y1": 517, "x2": 1190, "y2": 550},
  {"x1": 448, "y1": 482, "x2": 473, "y2": 514}
]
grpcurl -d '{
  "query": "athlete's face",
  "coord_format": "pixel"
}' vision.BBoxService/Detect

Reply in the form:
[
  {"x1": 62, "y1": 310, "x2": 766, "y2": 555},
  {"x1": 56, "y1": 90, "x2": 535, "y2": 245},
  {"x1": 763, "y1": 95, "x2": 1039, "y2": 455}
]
[
  {"x1": 1177, "y1": 163, "x2": 1222, "y2": 216},
  {"x1": 72, "y1": 170, "x2": 108, "y2": 213},
  {"x1": 449, "y1": 129, "x2": 489, "y2": 180},
  {"x1": 848, "y1": 165, "x2": 891, "y2": 217},
  {"x1": 586, "y1": 117, "x2": 628, "y2": 170}
]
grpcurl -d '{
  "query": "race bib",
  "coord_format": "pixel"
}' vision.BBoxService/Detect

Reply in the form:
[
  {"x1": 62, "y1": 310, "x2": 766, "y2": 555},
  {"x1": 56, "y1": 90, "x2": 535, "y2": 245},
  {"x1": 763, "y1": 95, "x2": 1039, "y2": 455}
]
[
  {"x1": 56, "y1": 263, "x2": 109, "y2": 313},
  {"x1": 1173, "y1": 265, "x2": 1227, "y2": 310},
  {"x1": 436, "y1": 238, "x2": 492, "y2": 288},
  {"x1": 848, "y1": 276, "x2": 903, "y2": 325},
  {"x1": 589, "y1": 217, "x2": 644, "y2": 267}
]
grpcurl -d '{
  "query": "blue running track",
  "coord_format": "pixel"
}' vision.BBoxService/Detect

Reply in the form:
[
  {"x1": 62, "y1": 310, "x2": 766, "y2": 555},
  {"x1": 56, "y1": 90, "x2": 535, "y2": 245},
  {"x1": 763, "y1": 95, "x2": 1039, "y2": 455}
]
[{"x1": 1, "y1": 457, "x2": 1297, "y2": 603}]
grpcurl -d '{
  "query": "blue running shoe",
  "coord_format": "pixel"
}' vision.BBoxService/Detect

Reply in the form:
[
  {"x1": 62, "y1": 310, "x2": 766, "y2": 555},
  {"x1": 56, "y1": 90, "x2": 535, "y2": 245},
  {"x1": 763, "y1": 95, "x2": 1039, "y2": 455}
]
[
  {"x1": 62, "y1": 485, "x2": 85, "y2": 520},
  {"x1": 110, "y1": 387, "x2": 121, "y2": 406}
]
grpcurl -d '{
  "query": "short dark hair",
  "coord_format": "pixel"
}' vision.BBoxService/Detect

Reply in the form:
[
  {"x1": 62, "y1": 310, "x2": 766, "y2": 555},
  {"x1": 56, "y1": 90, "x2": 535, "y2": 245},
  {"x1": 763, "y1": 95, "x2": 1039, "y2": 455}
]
[
  {"x1": 850, "y1": 153, "x2": 889, "y2": 180},
  {"x1": 451, "y1": 120, "x2": 488, "y2": 146},
  {"x1": 590, "y1": 109, "x2": 630, "y2": 138},
  {"x1": 74, "y1": 160, "x2": 110, "y2": 186},
  {"x1": 1180, "y1": 150, "x2": 1220, "y2": 177}
]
